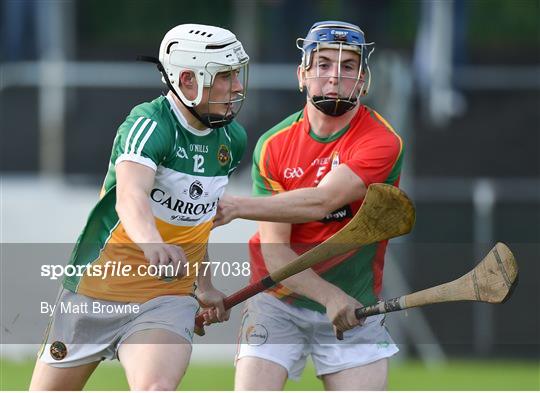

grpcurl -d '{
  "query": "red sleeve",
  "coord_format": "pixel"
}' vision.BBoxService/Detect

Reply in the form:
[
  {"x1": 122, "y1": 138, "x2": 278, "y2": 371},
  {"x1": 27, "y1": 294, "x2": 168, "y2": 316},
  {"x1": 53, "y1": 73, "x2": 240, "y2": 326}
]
[{"x1": 344, "y1": 131, "x2": 402, "y2": 187}]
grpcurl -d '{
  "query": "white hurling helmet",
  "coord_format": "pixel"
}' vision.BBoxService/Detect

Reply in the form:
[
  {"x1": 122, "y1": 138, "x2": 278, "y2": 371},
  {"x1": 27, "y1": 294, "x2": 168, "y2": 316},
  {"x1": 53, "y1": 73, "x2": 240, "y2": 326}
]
[{"x1": 157, "y1": 24, "x2": 249, "y2": 128}]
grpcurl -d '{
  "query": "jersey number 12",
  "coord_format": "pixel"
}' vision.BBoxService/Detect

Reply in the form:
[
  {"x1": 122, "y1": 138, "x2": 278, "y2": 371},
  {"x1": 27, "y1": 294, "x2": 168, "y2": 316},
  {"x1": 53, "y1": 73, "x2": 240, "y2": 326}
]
[{"x1": 193, "y1": 154, "x2": 205, "y2": 173}]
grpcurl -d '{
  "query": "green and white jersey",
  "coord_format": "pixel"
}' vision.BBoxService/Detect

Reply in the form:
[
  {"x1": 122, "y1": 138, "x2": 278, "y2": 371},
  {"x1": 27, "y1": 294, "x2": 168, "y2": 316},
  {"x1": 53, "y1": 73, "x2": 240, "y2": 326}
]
[{"x1": 63, "y1": 94, "x2": 247, "y2": 302}]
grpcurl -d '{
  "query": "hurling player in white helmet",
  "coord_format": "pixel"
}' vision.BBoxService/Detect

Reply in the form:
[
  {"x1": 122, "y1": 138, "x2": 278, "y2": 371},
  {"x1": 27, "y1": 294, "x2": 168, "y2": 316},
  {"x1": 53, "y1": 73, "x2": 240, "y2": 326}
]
[
  {"x1": 30, "y1": 24, "x2": 249, "y2": 390},
  {"x1": 210, "y1": 21, "x2": 403, "y2": 390}
]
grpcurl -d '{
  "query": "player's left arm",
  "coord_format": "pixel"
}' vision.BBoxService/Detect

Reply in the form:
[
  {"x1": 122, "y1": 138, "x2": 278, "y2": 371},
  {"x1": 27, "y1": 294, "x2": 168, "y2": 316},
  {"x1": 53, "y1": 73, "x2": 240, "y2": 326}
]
[
  {"x1": 219, "y1": 164, "x2": 365, "y2": 223},
  {"x1": 214, "y1": 132, "x2": 401, "y2": 225}
]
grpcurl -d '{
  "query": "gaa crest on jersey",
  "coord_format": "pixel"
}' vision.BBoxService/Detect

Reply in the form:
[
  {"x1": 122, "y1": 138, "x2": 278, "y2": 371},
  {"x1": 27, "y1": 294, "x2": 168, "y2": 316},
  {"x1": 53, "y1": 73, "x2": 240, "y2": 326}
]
[
  {"x1": 189, "y1": 180, "x2": 204, "y2": 200},
  {"x1": 217, "y1": 144, "x2": 230, "y2": 166},
  {"x1": 50, "y1": 341, "x2": 67, "y2": 360}
]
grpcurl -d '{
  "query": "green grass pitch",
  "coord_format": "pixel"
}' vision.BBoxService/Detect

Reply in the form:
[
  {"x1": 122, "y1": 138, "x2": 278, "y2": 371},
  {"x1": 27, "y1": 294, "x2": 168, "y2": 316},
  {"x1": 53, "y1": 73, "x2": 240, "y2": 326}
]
[{"x1": 1, "y1": 358, "x2": 538, "y2": 390}]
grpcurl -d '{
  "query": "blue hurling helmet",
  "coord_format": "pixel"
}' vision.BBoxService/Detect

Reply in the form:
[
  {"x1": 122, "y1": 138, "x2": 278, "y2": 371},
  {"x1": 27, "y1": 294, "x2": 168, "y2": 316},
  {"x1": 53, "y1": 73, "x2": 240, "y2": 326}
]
[{"x1": 296, "y1": 21, "x2": 375, "y2": 116}]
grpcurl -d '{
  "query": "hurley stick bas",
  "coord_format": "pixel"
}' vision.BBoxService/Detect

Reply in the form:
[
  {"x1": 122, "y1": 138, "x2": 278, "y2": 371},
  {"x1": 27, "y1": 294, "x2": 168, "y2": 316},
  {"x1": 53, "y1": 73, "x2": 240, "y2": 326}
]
[
  {"x1": 355, "y1": 242, "x2": 519, "y2": 320},
  {"x1": 195, "y1": 183, "x2": 416, "y2": 335}
]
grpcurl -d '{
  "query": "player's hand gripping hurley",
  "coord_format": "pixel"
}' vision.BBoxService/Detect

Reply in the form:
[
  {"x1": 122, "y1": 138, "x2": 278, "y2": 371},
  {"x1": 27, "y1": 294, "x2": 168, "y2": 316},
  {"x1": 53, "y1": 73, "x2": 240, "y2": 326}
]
[
  {"x1": 354, "y1": 242, "x2": 519, "y2": 319},
  {"x1": 195, "y1": 183, "x2": 416, "y2": 335}
]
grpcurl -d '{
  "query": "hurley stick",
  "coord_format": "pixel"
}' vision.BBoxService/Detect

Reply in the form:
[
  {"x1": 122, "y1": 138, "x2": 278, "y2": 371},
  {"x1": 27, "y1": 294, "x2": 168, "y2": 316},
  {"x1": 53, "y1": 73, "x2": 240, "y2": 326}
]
[
  {"x1": 355, "y1": 242, "x2": 519, "y2": 319},
  {"x1": 196, "y1": 183, "x2": 416, "y2": 335}
]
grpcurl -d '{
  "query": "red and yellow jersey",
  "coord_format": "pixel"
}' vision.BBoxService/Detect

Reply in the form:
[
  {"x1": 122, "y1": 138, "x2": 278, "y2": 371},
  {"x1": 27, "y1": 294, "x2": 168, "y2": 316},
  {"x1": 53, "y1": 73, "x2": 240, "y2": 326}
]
[{"x1": 250, "y1": 105, "x2": 404, "y2": 312}]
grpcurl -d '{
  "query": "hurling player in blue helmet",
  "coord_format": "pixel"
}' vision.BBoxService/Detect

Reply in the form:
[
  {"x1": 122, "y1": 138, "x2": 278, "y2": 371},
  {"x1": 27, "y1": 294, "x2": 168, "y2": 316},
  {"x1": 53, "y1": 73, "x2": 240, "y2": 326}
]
[
  {"x1": 229, "y1": 21, "x2": 402, "y2": 390},
  {"x1": 297, "y1": 20, "x2": 374, "y2": 117}
]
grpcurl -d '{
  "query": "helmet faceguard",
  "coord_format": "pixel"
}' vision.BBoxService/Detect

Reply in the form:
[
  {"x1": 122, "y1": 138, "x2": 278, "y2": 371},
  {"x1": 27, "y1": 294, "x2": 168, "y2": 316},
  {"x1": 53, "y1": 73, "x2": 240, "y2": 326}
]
[
  {"x1": 195, "y1": 62, "x2": 249, "y2": 128},
  {"x1": 153, "y1": 24, "x2": 249, "y2": 129},
  {"x1": 297, "y1": 21, "x2": 374, "y2": 117}
]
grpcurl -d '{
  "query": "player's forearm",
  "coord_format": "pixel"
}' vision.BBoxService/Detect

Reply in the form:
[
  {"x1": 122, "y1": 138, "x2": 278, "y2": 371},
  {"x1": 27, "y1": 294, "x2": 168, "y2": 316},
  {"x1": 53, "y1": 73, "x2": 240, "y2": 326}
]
[
  {"x1": 196, "y1": 252, "x2": 215, "y2": 292},
  {"x1": 196, "y1": 270, "x2": 215, "y2": 293},
  {"x1": 234, "y1": 187, "x2": 332, "y2": 223},
  {"x1": 262, "y1": 243, "x2": 343, "y2": 307},
  {"x1": 116, "y1": 190, "x2": 163, "y2": 244}
]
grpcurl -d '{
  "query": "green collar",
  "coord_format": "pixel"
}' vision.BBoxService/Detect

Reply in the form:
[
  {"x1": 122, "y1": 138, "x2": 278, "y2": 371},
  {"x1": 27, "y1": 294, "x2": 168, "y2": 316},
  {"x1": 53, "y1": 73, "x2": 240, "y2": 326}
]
[{"x1": 309, "y1": 124, "x2": 350, "y2": 143}]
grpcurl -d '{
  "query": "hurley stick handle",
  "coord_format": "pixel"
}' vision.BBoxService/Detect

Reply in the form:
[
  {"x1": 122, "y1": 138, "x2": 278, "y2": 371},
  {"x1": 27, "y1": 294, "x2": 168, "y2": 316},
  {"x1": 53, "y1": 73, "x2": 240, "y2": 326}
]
[
  {"x1": 355, "y1": 297, "x2": 406, "y2": 319},
  {"x1": 194, "y1": 280, "x2": 271, "y2": 336}
]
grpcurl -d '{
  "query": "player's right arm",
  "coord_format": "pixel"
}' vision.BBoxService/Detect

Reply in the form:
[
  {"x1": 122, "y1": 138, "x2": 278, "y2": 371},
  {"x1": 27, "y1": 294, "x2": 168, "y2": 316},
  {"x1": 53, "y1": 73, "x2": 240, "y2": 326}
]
[
  {"x1": 111, "y1": 112, "x2": 187, "y2": 274},
  {"x1": 116, "y1": 161, "x2": 162, "y2": 245},
  {"x1": 115, "y1": 162, "x2": 187, "y2": 274},
  {"x1": 259, "y1": 221, "x2": 364, "y2": 333}
]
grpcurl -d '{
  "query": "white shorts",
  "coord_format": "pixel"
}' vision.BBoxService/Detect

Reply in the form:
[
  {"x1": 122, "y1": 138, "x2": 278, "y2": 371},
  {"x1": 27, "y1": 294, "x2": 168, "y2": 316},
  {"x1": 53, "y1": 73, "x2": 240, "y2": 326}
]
[
  {"x1": 236, "y1": 293, "x2": 398, "y2": 380},
  {"x1": 38, "y1": 288, "x2": 199, "y2": 368}
]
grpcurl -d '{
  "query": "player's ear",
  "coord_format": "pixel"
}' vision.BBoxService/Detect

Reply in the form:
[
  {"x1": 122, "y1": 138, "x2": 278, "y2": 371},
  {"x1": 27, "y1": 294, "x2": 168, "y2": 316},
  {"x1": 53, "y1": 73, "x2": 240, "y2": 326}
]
[
  {"x1": 179, "y1": 70, "x2": 196, "y2": 88},
  {"x1": 297, "y1": 65, "x2": 305, "y2": 93},
  {"x1": 359, "y1": 69, "x2": 368, "y2": 96},
  {"x1": 178, "y1": 71, "x2": 198, "y2": 100}
]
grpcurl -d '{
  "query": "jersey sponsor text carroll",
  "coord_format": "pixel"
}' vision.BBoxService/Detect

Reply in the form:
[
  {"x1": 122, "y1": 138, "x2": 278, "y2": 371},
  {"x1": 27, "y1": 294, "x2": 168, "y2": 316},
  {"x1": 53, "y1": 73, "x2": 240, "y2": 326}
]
[{"x1": 150, "y1": 188, "x2": 218, "y2": 216}]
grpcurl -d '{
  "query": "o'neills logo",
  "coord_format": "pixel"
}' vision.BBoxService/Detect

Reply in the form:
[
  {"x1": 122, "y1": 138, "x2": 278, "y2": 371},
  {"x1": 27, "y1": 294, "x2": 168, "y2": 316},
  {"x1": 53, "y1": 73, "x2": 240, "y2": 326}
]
[{"x1": 150, "y1": 188, "x2": 217, "y2": 216}]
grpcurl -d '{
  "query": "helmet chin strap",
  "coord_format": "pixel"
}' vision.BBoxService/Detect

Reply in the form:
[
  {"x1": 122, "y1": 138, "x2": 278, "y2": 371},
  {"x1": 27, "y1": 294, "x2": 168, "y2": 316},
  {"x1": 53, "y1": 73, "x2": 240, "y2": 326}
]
[
  {"x1": 310, "y1": 95, "x2": 358, "y2": 117},
  {"x1": 137, "y1": 55, "x2": 232, "y2": 129},
  {"x1": 195, "y1": 112, "x2": 235, "y2": 128},
  {"x1": 183, "y1": 103, "x2": 234, "y2": 130}
]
